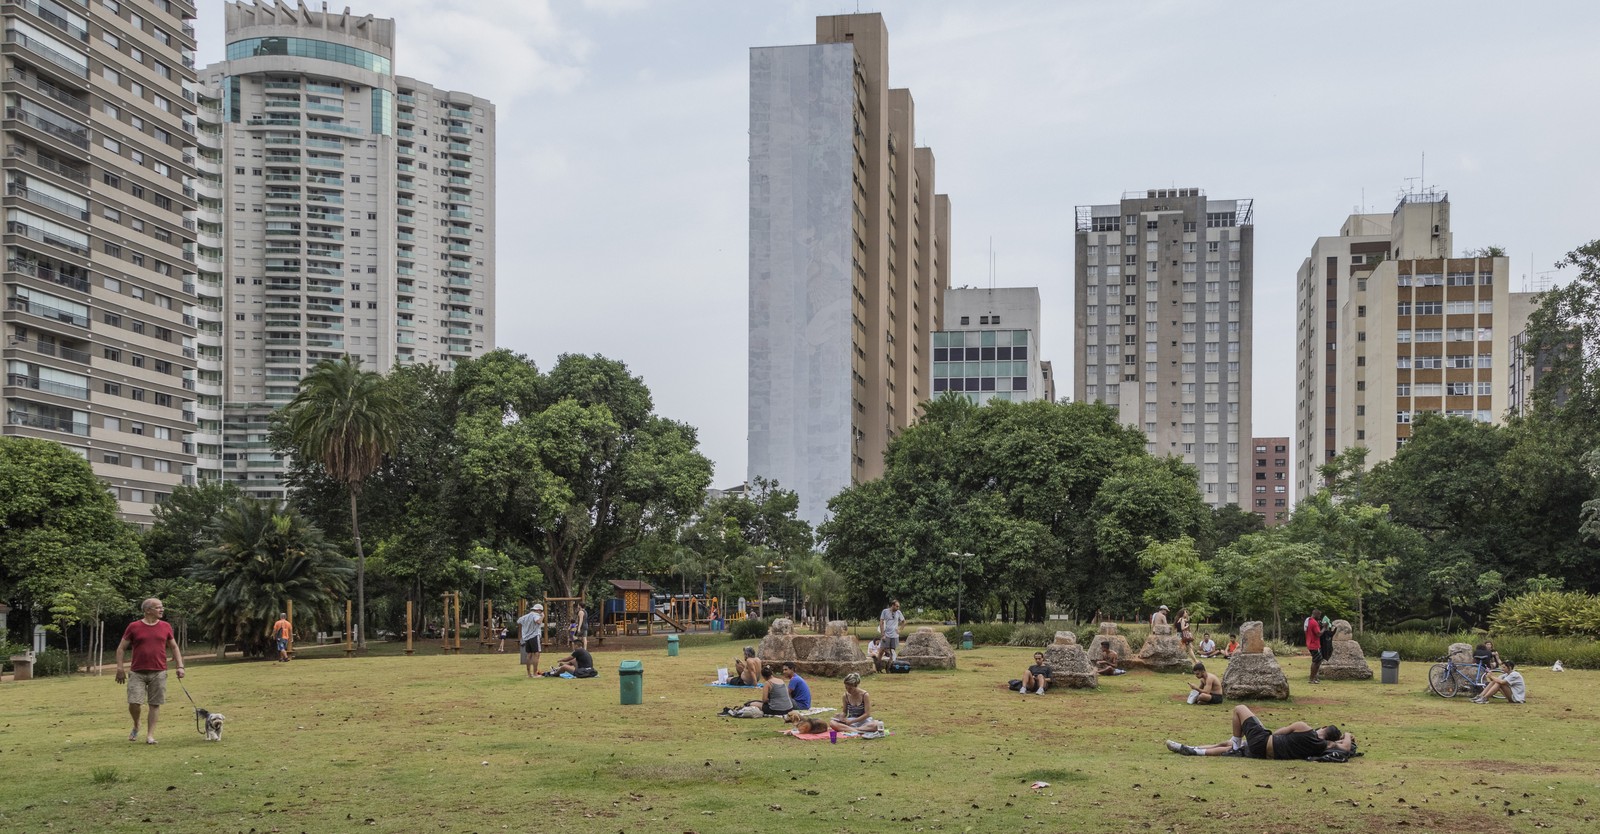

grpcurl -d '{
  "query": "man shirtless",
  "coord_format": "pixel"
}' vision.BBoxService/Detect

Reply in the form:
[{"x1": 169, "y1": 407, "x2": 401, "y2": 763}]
[
  {"x1": 1095, "y1": 641, "x2": 1126, "y2": 676},
  {"x1": 1186, "y1": 662, "x2": 1223, "y2": 704},
  {"x1": 1166, "y1": 705, "x2": 1355, "y2": 759},
  {"x1": 733, "y1": 646, "x2": 762, "y2": 686}
]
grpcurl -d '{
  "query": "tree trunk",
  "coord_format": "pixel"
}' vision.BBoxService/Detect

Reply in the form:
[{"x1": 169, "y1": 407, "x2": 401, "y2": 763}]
[{"x1": 349, "y1": 489, "x2": 366, "y2": 649}]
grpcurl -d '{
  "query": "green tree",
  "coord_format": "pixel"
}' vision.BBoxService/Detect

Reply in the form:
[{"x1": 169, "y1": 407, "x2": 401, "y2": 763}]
[
  {"x1": 0, "y1": 437, "x2": 145, "y2": 631},
  {"x1": 1523, "y1": 240, "x2": 1600, "y2": 416},
  {"x1": 1206, "y1": 503, "x2": 1264, "y2": 555},
  {"x1": 280, "y1": 356, "x2": 400, "y2": 648},
  {"x1": 188, "y1": 500, "x2": 353, "y2": 653},
  {"x1": 453, "y1": 351, "x2": 712, "y2": 598},
  {"x1": 1281, "y1": 490, "x2": 1418, "y2": 632},
  {"x1": 1211, "y1": 532, "x2": 1322, "y2": 640},
  {"x1": 1138, "y1": 535, "x2": 1213, "y2": 618},
  {"x1": 142, "y1": 481, "x2": 244, "y2": 580}
]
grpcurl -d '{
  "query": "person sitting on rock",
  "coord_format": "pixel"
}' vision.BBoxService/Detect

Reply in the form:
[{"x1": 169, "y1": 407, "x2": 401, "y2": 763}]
[
  {"x1": 836, "y1": 673, "x2": 884, "y2": 733},
  {"x1": 733, "y1": 646, "x2": 762, "y2": 686},
  {"x1": 1197, "y1": 633, "x2": 1220, "y2": 658},
  {"x1": 1021, "y1": 652, "x2": 1053, "y2": 695},
  {"x1": 1473, "y1": 660, "x2": 1525, "y2": 705},
  {"x1": 1095, "y1": 641, "x2": 1126, "y2": 676},
  {"x1": 781, "y1": 661, "x2": 812, "y2": 710},
  {"x1": 1150, "y1": 605, "x2": 1170, "y2": 628},
  {"x1": 1186, "y1": 662, "x2": 1223, "y2": 704},
  {"x1": 866, "y1": 636, "x2": 891, "y2": 672},
  {"x1": 1223, "y1": 635, "x2": 1239, "y2": 658},
  {"x1": 1166, "y1": 705, "x2": 1355, "y2": 759}
]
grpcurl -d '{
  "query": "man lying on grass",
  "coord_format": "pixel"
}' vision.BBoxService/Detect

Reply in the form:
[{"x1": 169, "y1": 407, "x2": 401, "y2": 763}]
[{"x1": 1166, "y1": 705, "x2": 1355, "y2": 759}]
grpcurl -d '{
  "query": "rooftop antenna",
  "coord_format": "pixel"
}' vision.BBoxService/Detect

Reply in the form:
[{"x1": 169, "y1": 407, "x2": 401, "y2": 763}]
[{"x1": 988, "y1": 237, "x2": 996, "y2": 291}]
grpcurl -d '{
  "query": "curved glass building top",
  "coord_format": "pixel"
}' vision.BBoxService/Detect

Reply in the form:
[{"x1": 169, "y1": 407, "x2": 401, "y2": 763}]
[{"x1": 227, "y1": 37, "x2": 392, "y2": 75}]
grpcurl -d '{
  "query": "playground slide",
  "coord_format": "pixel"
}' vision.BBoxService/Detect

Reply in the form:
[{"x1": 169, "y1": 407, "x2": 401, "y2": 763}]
[{"x1": 653, "y1": 611, "x2": 687, "y2": 632}]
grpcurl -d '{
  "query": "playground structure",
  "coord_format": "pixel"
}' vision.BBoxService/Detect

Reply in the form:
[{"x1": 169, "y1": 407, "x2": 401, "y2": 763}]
[{"x1": 602, "y1": 580, "x2": 732, "y2": 635}]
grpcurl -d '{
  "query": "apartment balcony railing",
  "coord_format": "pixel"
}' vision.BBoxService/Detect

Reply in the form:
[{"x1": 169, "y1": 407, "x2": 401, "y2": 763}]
[
  {"x1": 6, "y1": 408, "x2": 87, "y2": 435},
  {"x1": 7, "y1": 295, "x2": 87, "y2": 327}
]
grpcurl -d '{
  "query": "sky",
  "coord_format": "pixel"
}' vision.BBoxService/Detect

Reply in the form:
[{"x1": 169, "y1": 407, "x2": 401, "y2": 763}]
[{"x1": 196, "y1": 0, "x2": 1600, "y2": 490}]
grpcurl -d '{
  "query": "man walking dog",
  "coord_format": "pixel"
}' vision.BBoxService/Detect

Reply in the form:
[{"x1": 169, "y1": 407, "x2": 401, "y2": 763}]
[{"x1": 114, "y1": 598, "x2": 186, "y2": 744}]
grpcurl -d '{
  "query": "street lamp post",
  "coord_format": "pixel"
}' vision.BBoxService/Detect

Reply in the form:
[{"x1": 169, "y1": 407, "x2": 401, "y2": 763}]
[{"x1": 947, "y1": 552, "x2": 973, "y2": 625}]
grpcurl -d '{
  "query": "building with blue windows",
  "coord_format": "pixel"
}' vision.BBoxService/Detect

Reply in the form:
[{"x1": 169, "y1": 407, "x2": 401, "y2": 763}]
[{"x1": 932, "y1": 287, "x2": 1051, "y2": 404}]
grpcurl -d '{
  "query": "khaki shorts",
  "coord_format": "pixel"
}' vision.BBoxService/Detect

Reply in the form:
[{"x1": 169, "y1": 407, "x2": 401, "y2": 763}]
[{"x1": 127, "y1": 670, "x2": 167, "y2": 705}]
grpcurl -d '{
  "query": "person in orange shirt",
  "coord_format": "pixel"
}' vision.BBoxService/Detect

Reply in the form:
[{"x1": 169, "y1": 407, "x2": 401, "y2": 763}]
[{"x1": 272, "y1": 613, "x2": 293, "y2": 662}]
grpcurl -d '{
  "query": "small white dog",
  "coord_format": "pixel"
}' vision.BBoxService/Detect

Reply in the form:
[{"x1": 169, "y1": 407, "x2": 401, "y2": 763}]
[
  {"x1": 1551, "y1": 660, "x2": 1565, "y2": 672},
  {"x1": 201, "y1": 710, "x2": 226, "y2": 741}
]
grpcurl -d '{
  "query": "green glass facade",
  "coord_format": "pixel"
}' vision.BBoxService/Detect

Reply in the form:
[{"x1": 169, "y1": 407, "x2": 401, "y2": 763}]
[
  {"x1": 932, "y1": 329, "x2": 1032, "y2": 403},
  {"x1": 227, "y1": 37, "x2": 392, "y2": 75}
]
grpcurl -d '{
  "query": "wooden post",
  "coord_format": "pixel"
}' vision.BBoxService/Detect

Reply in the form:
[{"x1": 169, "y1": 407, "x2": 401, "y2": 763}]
[
  {"x1": 405, "y1": 599, "x2": 414, "y2": 655},
  {"x1": 441, "y1": 592, "x2": 450, "y2": 652},
  {"x1": 286, "y1": 600, "x2": 295, "y2": 659},
  {"x1": 344, "y1": 599, "x2": 354, "y2": 657},
  {"x1": 484, "y1": 600, "x2": 494, "y2": 652},
  {"x1": 452, "y1": 592, "x2": 462, "y2": 653}
]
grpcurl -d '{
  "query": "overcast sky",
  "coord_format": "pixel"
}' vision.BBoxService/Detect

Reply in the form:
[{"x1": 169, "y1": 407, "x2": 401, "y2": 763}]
[{"x1": 197, "y1": 0, "x2": 1600, "y2": 490}]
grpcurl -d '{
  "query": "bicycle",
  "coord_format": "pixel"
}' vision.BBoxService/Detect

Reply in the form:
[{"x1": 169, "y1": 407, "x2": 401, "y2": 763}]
[{"x1": 1427, "y1": 655, "x2": 1488, "y2": 698}]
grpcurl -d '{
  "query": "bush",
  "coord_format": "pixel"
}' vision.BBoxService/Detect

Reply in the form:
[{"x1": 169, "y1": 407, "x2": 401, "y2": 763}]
[
  {"x1": 728, "y1": 617, "x2": 770, "y2": 641},
  {"x1": 1392, "y1": 617, "x2": 1445, "y2": 633},
  {"x1": 30, "y1": 648, "x2": 72, "y2": 677},
  {"x1": 1354, "y1": 630, "x2": 1600, "y2": 669},
  {"x1": 941, "y1": 623, "x2": 1013, "y2": 646},
  {"x1": 1491, "y1": 591, "x2": 1600, "y2": 638},
  {"x1": 673, "y1": 633, "x2": 732, "y2": 649}
]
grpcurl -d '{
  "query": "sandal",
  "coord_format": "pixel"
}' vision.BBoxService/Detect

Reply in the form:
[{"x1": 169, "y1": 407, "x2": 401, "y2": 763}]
[
  {"x1": 129, "y1": 729, "x2": 140, "y2": 742},
  {"x1": 145, "y1": 738, "x2": 158, "y2": 745}
]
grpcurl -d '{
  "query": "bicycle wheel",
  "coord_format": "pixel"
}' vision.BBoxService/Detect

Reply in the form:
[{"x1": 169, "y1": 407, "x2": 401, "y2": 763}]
[{"x1": 1428, "y1": 663, "x2": 1460, "y2": 697}]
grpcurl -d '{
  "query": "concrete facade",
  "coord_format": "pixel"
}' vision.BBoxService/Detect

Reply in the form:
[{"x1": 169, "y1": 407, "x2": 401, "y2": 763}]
[
  {"x1": 749, "y1": 13, "x2": 948, "y2": 529},
  {"x1": 196, "y1": 1, "x2": 494, "y2": 500},
  {"x1": 2, "y1": 0, "x2": 203, "y2": 522},
  {"x1": 1293, "y1": 192, "x2": 1511, "y2": 499},
  {"x1": 934, "y1": 286, "x2": 1047, "y2": 404},
  {"x1": 1249, "y1": 436, "x2": 1290, "y2": 526},
  {"x1": 1074, "y1": 188, "x2": 1253, "y2": 508}
]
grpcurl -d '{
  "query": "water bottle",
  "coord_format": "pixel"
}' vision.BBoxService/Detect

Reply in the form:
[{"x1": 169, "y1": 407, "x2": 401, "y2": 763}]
[{"x1": 829, "y1": 728, "x2": 837, "y2": 744}]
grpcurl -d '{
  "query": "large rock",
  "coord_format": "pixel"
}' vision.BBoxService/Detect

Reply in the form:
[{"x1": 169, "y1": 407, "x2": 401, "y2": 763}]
[
  {"x1": 1135, "y1": 623, "x2": 1191, "y2": 673},
  {"x1": 757, "y1": 617, "x2": 873, "y2": 678},
  {"x1": 1240, "y1": 621, "x2": 1265, "y2": 654},
  {"x1": 1221, "y1": 650, "x2": 1291, "y2": 700},
  {"x1": 897, "y1": 627, "x2": 956, "y2": 670},
  {"x1": 1084, "y1": 623, "x2": 1134, "y2": 669},
  {"x1": 1447, "y1": 642, "x2": 1474, "y2": 665},
  {"x1": 1041, "y1": 640, "x2": 1098, "y2": 689},
  {"x1": 1320, "y1": 619, "x2": 1372, "y2": 681}
]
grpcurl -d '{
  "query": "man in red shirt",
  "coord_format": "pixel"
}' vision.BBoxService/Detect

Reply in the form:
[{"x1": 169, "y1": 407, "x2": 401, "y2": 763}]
[
  {"x1": 1304, "y1": 608, "x2": 1324, "y2": 685},
  {"x1": 114, "y1": 598, "x2": 186, "y2": 744}
]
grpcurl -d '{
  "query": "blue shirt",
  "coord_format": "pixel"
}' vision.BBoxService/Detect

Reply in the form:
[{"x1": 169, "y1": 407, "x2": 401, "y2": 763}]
[{"x1": 787, "y1": 674, "x2": 812, "y2": 710}]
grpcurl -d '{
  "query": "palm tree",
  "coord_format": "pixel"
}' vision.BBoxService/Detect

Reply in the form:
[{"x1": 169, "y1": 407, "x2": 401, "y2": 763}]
[
  {"x1": 281, "y1": 356, "x2": 399, "y2": 648},
  {"x1": 189, "y1": 499, "x2": 353, "y2": 653}
]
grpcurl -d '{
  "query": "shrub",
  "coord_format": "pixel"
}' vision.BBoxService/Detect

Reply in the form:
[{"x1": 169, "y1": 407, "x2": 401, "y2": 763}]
[
  {"x1": 1392, "y1": 617, "x2": 1445, "y2": 633},
  {"x1": 940, "y1": 622, "x2": 1013, "y2": 646},
  {"x1": 674, "y1": 633, "x2": 732, "y2": 650},
  {"x1": 90, "y1": 767, "x2": 127, "y2": 785},
  {"x1": 1008, "y1": 623, "x2": 1066, "y2": 647},
  {"x1": 728, "y1": 617, "x2": 770, "y2": 641},
  {"x1": 30, "y1": 648, "x2": 73, "y2": 677},
  {"x1": 1491, "y1": 591, "x2": 1600, "y2": 638},
  {"x1": 1353, "y1": 630, "x2": 1600, "y2": 669}
]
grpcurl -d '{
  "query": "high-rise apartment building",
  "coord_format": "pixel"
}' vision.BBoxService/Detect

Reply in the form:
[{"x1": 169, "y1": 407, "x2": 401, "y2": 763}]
[
  {"x1": 1293, "y1": 191, "x2": 1510, "y2": 499},
  {"x1": 934, "y1": 286, "x2": 1048, "y2": 405},
  {"x1": 1074, "y1": 188, "x2": 1254, "y2": 508},
  {"x1": 199, "y1": 1, "x2": 495, "y2": 499},
  {"x1": 3, "y1": 0, "x2": 203, "y2": 523},
  {"x1": 748, "y1": 13, "x2": 949, "y2": 528},
  {"x1": 1249, "y1": 436, "x2": 1290, "y2": 526}
]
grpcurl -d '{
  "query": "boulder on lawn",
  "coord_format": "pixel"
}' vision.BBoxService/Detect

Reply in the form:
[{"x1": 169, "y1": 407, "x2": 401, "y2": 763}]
[
  {"x1": 1135, "y1": 623, "x2": 1190, "y2": 673},
  {"x1": 1221, "y1": 620, "x2": 1290, "y2": 699},
  {"x1": 1320, "y1": 619, "x2": 1372, "y2": 681},
  {"x1": 1041, "y1": 640, "x2": 1098, "y2": 689},
  {"x1": 759, "y1": 617, "x2": 873, "y2": 678},
  {"x1": 1240, "y1": 621, "x2": 1266, "y2": 654},
  {"x1": 897, "y1": 627, "x2": 956, "y2": 670}
]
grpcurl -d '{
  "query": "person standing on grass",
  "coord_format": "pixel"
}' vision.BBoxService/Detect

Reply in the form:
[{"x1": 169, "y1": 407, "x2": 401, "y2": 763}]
[
  {"x1": 1304, "y1": 608, "x2": 1324, "y2": 684},
  {"x1": 879, "y1": 600, "x2": 905, "y2": 658},
  {"x1": 574, "y1": 604, "x2": 588, "y2": 650},
  {"x1": 517, "y1": 603, "x2": 545, "y2": 678},
  {"x1": 272, "y1": 612, "x2": 293, "y2": 662},
  {"x1": 114, "y1": 598, "x2": 185, "y2": 745}
]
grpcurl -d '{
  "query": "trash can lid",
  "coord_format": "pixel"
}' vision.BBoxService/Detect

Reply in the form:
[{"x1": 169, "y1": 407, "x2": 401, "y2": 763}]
[
  {"x1": 666, "y1": 634, "x2": 679, "y2": 642},
  {"x1": 1380, "y1": 650, "x2": 1400, "y2": 660},
  {"x1": 618, "y1": 659, "x2": 644, "y2": 672}
]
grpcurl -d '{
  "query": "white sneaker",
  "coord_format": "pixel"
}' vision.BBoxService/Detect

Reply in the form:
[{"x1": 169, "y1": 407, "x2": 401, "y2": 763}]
[
  {"x1": 1036, "y1": 686, "x2": 1046, "y2": 695},
  {"x1": 1018, "y1": 686, "x2": 1027, "y2": 695}
]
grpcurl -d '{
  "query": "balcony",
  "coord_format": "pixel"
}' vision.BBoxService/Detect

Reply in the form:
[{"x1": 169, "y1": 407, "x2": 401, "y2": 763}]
[
  {"x1": 7, "y1": 69, "x2": 88, "y2": 112},
  {"x1": 6, "y1": 407, "x2": 87, "y2": 435},
  {"x1": 4, "y1": 105, "x2": 89, "y2": 148},
  {"x1": 5, "y1": 145, "x2": 88, "y2": 183},
  {"x1": 13, "y1": 338, "x2": 89, "y2": 363},
  {"x1": 7, "y1": 257, "x2": 89, "y2": 293},
  {"x1": 7, "y1": 294, "x2": 87, "y2": 326},
  {"x1": 4, "y1": 29, "x2": 88, "y2": 79}
]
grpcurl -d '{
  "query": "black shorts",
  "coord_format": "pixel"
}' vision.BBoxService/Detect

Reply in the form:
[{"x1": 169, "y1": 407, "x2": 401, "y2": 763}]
[
  {"x1": 572, "y1": 667, "x2": 597, "y2": 679},
  {"x1": 522, "y1": 635, "x2": 542, "y2": 654},
  {"x1": 1196, "y1": 692, "x2": 1225, "y2": 704},
  {"x1": 1241, "y1": 716, "x2": 1271, "y2": 758},
  {"x1": 762, "y1": 703, "x2": 790, "y2": 716}
]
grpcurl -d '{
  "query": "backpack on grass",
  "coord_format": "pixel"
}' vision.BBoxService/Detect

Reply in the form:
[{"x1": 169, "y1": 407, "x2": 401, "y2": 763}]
[{"x1": 888, "y1": 660, "x2": 912, "y2": 674}]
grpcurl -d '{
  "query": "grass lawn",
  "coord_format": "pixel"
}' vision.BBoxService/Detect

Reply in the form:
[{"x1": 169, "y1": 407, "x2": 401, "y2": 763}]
[{"x1": 3, "y1": 638, "x2": 1597, "y2": 833}]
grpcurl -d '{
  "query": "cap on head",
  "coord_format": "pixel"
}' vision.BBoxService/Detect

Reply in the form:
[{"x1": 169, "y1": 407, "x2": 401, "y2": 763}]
[
  {"x1": 532, "y1": 603, "x2": 544, "y2": 610},
  {"x1": 1159, "y1": 605, "x2": 1169, "y2": 611}
]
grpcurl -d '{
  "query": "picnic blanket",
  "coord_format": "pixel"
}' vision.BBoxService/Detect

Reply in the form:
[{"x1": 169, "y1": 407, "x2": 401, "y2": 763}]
[
  {"x1": 705, "y1": 683, "x2": 762, "y2": 689},
  {"x1": 783, "y1": 729, "x2": 890, "y2": 741}
]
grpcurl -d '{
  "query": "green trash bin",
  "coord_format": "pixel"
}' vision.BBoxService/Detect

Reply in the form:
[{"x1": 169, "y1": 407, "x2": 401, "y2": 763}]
[
  {"x1": 667, "y1": 634, "x2": 680, "y2": 657},
  {"x1": 619, "y1": 660, "x2": 644, "y2": 705}
]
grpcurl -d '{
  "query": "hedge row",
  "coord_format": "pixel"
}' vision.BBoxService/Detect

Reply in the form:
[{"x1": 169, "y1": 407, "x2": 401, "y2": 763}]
[{"x1": 1354, "y1": 631, "x2": 1600, "y2": 669}]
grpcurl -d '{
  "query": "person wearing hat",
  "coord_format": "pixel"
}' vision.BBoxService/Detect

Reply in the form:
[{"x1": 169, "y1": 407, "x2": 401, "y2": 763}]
[
  {"x1": 1150, "y1": 605, "x2": 1170, "y2": 628},
  {"x1": 517, "y1": 603, "x2": 545, "y2": 678}
]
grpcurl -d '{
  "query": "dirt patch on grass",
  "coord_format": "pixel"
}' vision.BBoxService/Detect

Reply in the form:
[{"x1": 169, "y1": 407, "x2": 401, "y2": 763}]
[
  {"x1": 1292, "y1": 697, "x2": 1341, "y2": 705},
  {"x1": 1456, "y1": 759, "x2": 1564, "y2": 775}
]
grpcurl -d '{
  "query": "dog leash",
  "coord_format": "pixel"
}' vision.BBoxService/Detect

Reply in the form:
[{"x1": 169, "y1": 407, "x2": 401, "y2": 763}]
[{"x1": 177, "y1": 676, "x2": 209, "y2": 736}]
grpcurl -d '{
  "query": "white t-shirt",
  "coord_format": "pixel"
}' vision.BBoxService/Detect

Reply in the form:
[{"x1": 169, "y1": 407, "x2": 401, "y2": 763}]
[
  {"x1": 1199, "y1": 639, "x2": 1216, "y2": 654},
  {"x1": 880, "y1": 608, "x2": 904, "y2": 638},
  {"x1": 1503, "y1": 670, "x2": 1526, "y2": 703},
  {"x1": 517, "y1": 611, "x2": 544, "y2": 642}
]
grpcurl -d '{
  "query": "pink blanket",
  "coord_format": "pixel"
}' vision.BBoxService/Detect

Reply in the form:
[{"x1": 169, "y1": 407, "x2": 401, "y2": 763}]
[{"x1": 783, "y1": 730, "x2": 889, "y2": 741}]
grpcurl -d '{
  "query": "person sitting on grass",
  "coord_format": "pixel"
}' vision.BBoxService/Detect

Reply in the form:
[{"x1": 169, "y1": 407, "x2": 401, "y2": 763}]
[
  {"x1": 733, "y1": 646, "x2": 762, "y2": 686},
  {"x1": 1223, "y1": 635, "x2": 1239, "y2": 658},
  {"x1": 743, "y1": 666, "x2": 794, "y2": 715},
  {"x1": 548, "y1": 646, "x2": 596, "y2": 678},
  {"x1": 1473, "y1": 660, "x2": 1525, "y2": 705},
  {"x1": 781, "y1": 661, "x2": 812, "y2": 710},
  {"x1": 1022, "y1": 652, "x2": 1053, "y2": 695},
  {"x1": 1197, "y1": 633, "x2": 1220, "y2": 658},
  {"x1": 1095, "y1": 641, "x2": 1126, "y2": 676},
  {"x1": 1186, "y1": 662, "x2": 1224, "y2": 704},
  {"x1": 836, "y1": 673, "x2": 884, "y2": 733},
  {"x1": 1166, "y1": 705, "x2": 1354, "y2": 759}
]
